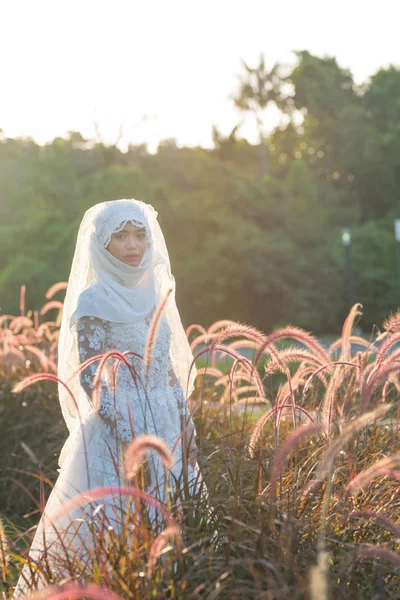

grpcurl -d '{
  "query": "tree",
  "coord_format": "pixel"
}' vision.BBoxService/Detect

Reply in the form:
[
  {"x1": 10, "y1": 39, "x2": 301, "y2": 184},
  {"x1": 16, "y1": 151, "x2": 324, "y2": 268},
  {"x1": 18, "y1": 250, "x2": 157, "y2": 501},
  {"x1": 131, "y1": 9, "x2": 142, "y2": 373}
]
[
  {"x1": 285, "y1": 51, "x2": 394, "y2": 223},
  {"x1": 363, "y1": 66, "x2": 400, "y2": 218},
  {"x1": 231, "y1": 53, "x2": 287, "y2": 179},
  {"x1": 211, "y1": 123, "x2": 242, "y2": 162}
]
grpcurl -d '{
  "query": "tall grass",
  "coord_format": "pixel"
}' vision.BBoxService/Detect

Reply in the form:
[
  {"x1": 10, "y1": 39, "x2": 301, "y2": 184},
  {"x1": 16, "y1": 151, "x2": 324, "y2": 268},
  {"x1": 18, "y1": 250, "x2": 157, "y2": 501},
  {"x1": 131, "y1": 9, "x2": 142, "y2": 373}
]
[{"x1": 0, "y1": 285, "x2": 399, "y2": 598}]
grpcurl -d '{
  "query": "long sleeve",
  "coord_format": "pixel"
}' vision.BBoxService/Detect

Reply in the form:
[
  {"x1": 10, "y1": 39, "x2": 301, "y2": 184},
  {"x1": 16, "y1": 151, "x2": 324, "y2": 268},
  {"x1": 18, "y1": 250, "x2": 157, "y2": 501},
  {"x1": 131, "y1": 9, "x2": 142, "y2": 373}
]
[{"x1": 76, "y1": 316, "x2": 133, "y2": 442}]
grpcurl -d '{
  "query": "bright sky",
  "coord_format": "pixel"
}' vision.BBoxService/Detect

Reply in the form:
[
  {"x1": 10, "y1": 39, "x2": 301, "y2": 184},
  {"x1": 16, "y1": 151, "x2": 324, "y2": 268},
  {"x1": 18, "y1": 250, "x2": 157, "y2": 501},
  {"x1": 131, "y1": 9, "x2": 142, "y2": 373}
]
[{"x1": 1, "y1": 0, "x2": 399, "y2": 153}]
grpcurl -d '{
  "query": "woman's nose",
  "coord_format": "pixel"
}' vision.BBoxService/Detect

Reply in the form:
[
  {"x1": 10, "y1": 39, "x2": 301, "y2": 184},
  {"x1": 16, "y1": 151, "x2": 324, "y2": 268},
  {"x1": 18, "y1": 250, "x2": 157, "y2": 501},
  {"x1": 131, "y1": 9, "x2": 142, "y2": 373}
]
[{"x1": 126, "y1": 237, "x2": 137, "y2": 249}]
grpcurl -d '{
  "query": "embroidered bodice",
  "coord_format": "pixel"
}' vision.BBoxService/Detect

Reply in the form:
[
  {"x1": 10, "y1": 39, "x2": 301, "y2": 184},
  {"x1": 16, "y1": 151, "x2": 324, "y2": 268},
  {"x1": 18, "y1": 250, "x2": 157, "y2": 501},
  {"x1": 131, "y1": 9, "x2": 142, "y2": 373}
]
[{"x1": 75, "y1": 312, "x2": 195, "y2": 446}]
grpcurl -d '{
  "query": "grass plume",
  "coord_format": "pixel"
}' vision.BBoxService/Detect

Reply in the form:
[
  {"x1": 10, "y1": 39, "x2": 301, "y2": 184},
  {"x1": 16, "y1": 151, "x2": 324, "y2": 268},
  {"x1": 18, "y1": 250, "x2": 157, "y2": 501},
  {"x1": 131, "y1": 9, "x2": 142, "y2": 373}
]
[
  {"x1": 4, "y1": 281, "x2": 400, "y2": 598},
  {"x1": 124, "y1": 435, "x2": 174, "y2": 480},
  {"x1": 346, "y1": 454, "x2": 400, "y2": 494},
  {"x1": 143, "y1": 289, "x2": 172, "y2": 380}
]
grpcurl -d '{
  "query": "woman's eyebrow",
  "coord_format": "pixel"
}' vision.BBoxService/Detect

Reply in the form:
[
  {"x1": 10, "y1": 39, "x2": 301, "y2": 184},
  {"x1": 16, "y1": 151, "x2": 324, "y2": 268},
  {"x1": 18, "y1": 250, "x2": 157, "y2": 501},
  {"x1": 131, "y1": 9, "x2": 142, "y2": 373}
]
[{"x1": 116, "y1": 227, "x2": 146, "y2": 234}]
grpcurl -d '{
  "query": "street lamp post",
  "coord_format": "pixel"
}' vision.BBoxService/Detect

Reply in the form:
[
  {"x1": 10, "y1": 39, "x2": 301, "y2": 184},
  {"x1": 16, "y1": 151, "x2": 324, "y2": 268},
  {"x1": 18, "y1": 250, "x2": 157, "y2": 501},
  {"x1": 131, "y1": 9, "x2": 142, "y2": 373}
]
[{"x1": 342, "y1": 228, "x2": 356, "y2": 309}]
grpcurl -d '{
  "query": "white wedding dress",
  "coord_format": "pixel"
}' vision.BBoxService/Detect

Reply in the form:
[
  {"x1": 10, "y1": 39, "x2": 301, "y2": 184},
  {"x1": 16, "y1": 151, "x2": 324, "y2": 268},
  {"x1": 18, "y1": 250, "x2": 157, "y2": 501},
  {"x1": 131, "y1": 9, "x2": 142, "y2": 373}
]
[{"x1": 13, "y1": 310, "x2": 199, "y2": 597}]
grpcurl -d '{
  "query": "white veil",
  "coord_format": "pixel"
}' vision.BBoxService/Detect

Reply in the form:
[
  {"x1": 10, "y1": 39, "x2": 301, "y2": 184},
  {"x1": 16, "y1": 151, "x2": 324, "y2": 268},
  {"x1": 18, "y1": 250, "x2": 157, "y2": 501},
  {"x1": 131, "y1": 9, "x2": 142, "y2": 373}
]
[{"x1": 57, "y1": 199, "x2": 197, "y2": 456}]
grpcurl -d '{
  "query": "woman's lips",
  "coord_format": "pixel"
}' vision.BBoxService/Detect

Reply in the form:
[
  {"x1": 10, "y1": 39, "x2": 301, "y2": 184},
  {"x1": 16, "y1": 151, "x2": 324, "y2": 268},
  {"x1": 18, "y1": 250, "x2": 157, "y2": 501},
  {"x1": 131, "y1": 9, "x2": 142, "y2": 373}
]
[{"x1": 125, "y1": 254, "x2": 139, "y2": 259}]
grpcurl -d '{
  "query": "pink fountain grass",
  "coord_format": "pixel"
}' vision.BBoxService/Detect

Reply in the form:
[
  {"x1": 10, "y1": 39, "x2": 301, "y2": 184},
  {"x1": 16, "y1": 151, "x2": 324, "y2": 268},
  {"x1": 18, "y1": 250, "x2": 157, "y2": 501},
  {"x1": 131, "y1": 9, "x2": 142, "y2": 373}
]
[
  {"x1": 9, "y1": 316, "x2": 34, "y2": 332},
  {"x1": 321, "y1": 365, "x2": 342, "y2": 439},
  {"x1": 328, "y1": 335, "x2": 378, "y2": 357},
  {"x1": 275, "y1": 372, "x2": 307, "y2": 408},
  {"x1": 340, "y1": 303, "x2": 363, "y2": 362},
  {"x1": 5, "y1": 282, "x2": 400, "y2": 597},
  {"x1": 190, "y1": 343, "x2": 266, "y2": 404},
  {"x1": 112, "y1": 350, "x2": 144, "y2": 384},
  {"x1": 196, "y1": 367, "x2": 224, "y2": 379},
  {"x1": 191, "y1": 322, "x2": 268, "y2": 370},
  {"x1": 230, "y1": 340, "x2": 260, "y2": 352},
  {"x1": 248, "y1": 403, "x2": 316, "y2": 458},
  {"x1": 268, "y1": 423, "x2": 323, "y2": 504},
  {"x1": 361, "y1": 358, "x2": 400, "y2": 411},
  {"x1": 186, "y1": 323, "x2": 207, "y2": 339},
  {"x1": 235, "y1": 386, "x2": 263, "y2": 405},
  {"x1": 253, "y1": 325, "x2": 330, "y2": 368},
  {"x1": 189, "y1": 332, "x2": 217, "y2": 352},
  {"x1": 20, "y1": 581, "x2": 125, "y2": 600},
  {"x1": 263, "y1": 346, "x2": 325, "y2": 377},
  {"x1": 45, "y1": 282, "x2": 68, "y2": 299},
  {"x1": 215, "y1": 369, "x2": 242, "y2": 405},
  {"x1": 147, "y1": 524, "x2": 181, "y2": 579},
  {"x1": 316, "y1": 404, "x2": 393, "y2": 480},
  {"x1": 302, "y1": 360, "x2": 358, "y2": 397},
  {"x1": 36, "y1": 322, "x2": 58, "y2": 338},
  {"x1": 12, "y1": 373, "x2": 78, "y2": 416},
  {"x1": 382, "y1": 309, "x2": 400, "y2": 334},
  {"x1": 209, "y1": 323, "x2": 266, "y2": 349},
  {"x1": 143, "y1": 289, "x2": 172, "y2": 380},
  {"x1": 0, "y1": 284, "x2": 64, "y2": 378},
  {"x1": 40, "y1": 301, "x2": 63, "y2": 317},
  {"x1": 92, "y1": 354, "x2": 139, "y2": 441},
  {"x1": 346, "y1": 455, "x2": 400, "y2": 494},
  {"x1": 47, "y1": 485, "x2": 178, "y2": 530},
  {"x1": 207, "y1": 319, "x2": 238, "y2": 334},
  {"x1": 78, "y1": 351, "x2": 140, "y2": 411},
  {"x1": 214, "y1": 370, "x2": 253, "y2": 386},
  {"x1": 0, "y1": 315, "x2": 15, "y2": 326},
  {"x1": 368, "y1": 331, "x2": 400, "y2": 372},
  {"x1": 20, "y1": 284, "x2": 26, "y2": 316},
  {"x1": 124, "y1": 435, "x2": 174, "y2": 480},
  {"x1": 366, "y1": 347, "x2": 400, "y2": 387}
]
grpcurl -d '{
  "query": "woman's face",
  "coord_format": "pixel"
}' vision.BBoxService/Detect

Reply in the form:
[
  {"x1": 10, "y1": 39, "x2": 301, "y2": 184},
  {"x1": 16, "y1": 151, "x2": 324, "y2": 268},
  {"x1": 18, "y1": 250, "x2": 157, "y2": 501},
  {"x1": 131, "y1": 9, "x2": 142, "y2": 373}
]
[{"x1": 106, "y1": 221, "x2": 148, "y2": 266}]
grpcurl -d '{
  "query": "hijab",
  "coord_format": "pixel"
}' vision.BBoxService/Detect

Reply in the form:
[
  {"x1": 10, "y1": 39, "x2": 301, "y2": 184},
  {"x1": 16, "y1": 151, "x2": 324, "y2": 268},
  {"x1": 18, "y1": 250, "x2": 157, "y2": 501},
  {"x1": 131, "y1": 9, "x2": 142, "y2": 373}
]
[
  {"x1": 70, "y1": 199, "x2": 158, "y2": 325},
  {"x1": 57, "y1": 199, "x2": 197, "y2": 449}
]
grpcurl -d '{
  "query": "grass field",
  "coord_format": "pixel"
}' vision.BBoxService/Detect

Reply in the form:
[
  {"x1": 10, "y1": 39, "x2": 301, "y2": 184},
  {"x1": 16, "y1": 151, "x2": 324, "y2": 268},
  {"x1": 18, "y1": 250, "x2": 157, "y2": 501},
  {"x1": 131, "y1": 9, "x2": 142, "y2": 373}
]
[{"x1": 0, "y1": 290, "x2": 399, "y2": 598}]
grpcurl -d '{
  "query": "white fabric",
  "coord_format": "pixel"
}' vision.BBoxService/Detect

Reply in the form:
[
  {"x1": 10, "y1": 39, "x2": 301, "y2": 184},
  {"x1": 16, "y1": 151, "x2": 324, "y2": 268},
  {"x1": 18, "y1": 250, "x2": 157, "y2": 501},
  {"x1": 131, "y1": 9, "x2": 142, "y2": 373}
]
[
  {"x1": 75, "y1": 315, "x2": 197, "y2": 445},
  {"x1": 57, "y1": 199, "x2": 197, "y2": 448},
  {"x1": 13, "y1": 314, "x2": 202, "y2": 597},
  {"x1": 70, "y1": 201, "x2": 157, "y2": 325},
  {"x1": 13, "y1": 199, "x2": 202, "y2": 597}
]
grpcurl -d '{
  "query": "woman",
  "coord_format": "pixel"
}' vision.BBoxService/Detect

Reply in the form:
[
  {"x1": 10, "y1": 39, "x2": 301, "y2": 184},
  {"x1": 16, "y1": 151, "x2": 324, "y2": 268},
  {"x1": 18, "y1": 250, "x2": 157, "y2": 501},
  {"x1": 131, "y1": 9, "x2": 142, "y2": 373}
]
[{"x1": 14, "y1": 199, "x2": 199, "y2": 596}]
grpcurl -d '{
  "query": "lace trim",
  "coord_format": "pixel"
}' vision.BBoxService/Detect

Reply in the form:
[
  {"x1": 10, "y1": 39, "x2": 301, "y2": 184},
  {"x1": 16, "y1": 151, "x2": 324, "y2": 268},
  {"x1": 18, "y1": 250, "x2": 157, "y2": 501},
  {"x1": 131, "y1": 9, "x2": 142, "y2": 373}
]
[{"x1": 101, "y1": 218, "x2": 152, "y2": 249}]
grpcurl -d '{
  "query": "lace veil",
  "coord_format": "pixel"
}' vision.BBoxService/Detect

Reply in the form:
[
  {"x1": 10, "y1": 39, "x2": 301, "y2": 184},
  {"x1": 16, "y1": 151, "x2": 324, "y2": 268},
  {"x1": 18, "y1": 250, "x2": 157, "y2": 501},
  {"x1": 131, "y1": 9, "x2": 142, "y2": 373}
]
[{"x1": 58, "y1": 199, "x2": 197, "y2": 439}]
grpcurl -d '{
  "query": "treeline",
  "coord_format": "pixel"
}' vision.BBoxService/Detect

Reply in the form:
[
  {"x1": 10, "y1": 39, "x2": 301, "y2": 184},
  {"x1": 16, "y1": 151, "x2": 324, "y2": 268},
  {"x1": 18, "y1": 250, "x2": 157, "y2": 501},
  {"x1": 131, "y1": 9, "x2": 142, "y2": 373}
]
[{"x1": 1, "y1": 51, "x2": 400, "y2": 334}]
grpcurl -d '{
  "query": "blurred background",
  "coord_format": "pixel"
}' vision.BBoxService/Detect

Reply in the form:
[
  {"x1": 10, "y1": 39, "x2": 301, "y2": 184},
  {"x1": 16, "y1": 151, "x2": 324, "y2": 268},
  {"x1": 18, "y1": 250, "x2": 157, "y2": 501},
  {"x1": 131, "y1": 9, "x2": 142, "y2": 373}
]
[{"x1": 1, "y1": 0, "x2": 400, "y2": 336}]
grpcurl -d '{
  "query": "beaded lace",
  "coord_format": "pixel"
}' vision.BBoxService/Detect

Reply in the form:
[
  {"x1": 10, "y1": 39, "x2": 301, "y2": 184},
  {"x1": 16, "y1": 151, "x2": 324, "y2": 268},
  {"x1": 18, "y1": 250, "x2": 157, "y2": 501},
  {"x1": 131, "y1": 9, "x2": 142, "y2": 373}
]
[{"x1": 76, "y1": 313, "x2": 197, "y2": 448}]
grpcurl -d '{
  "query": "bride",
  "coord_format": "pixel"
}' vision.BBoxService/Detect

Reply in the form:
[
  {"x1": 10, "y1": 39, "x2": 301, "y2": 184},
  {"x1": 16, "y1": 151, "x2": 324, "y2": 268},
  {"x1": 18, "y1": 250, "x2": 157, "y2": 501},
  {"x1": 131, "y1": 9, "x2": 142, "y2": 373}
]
[{"x1": 13, "y1": 199, "x2": 200, "y2": 596}]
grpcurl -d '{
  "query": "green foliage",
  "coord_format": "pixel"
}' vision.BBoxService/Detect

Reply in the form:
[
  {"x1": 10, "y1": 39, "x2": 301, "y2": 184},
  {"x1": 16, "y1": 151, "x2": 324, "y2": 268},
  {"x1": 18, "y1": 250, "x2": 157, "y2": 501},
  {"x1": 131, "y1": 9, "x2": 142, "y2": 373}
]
[
  {"x1": 349, "y1": 217, "x2": 399, "y2": 331},
  {"x1": 1, "y1": 54, "x2": 400, "y2": 334}
]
